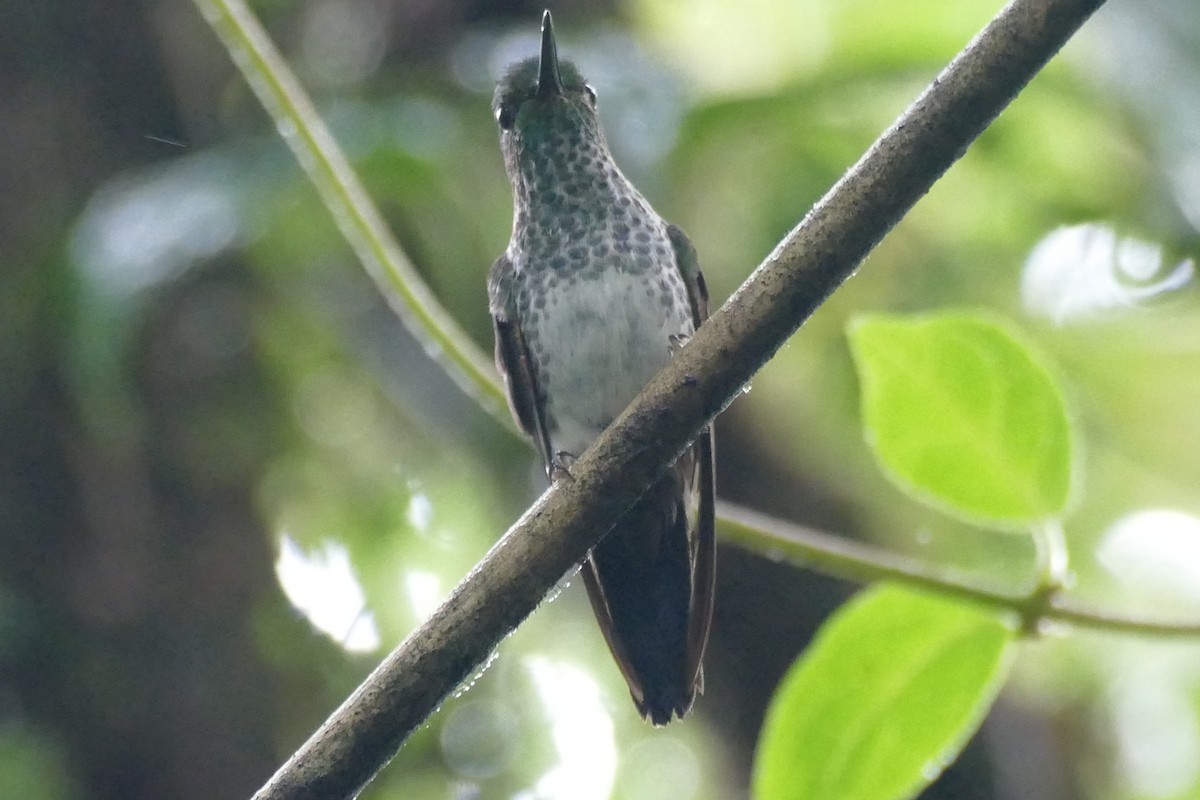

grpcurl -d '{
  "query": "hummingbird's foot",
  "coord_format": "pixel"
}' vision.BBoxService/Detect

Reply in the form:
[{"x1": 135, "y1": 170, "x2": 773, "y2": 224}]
[
  {"x1": 668, "y1": 333, "x2": 692, "y2": 355},
  {"x1": 549, "y1": 451, "x2": 578, "y2": 482}
]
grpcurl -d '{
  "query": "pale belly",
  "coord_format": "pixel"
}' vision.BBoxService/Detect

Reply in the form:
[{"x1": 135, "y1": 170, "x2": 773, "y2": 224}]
[{"x1": 530, "y1": 269, "x2": 692, "y2": 459}]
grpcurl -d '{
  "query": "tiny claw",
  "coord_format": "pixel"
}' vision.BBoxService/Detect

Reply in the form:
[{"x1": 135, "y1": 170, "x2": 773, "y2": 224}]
[
  {"x1": 668, "y1": 333, "x2": 691, "y2": 355},
  {"x1": 549, "y1": 451, "x2": 578, "y2": 482}
]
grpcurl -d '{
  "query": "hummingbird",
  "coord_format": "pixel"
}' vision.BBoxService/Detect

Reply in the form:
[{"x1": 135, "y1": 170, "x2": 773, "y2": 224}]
[{"x1": 488, "y1": 11, "x2": 715, "y2": 724}]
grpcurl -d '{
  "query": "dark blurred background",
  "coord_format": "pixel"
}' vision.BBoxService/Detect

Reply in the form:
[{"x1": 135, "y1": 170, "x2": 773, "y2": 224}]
[{"x1": 4, "y1": 0, "x2": 1200, "y2": 798}]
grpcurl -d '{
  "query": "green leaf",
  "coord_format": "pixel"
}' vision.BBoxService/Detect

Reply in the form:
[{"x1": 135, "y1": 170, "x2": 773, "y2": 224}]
[
  {"x1": 847, "y1": 311, "x2": 1072, "y2": 525},
  {"x1": 753, "y1": 585, "x2": 1015, "y2": 800}
]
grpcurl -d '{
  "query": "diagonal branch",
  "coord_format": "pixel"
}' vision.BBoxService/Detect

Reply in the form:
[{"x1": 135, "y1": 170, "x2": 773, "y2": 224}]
[{"x1": 240, "y1": 0, "x2": 1107, "y2": 797}]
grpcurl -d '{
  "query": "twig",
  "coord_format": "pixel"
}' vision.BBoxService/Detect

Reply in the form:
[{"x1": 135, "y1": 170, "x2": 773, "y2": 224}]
[
  {"x1": 192, "y1": 0, "x2": 512, "y2": 428},
  {"x1": 718, "y1": 502, "x2": 1200, "y2": 638}
]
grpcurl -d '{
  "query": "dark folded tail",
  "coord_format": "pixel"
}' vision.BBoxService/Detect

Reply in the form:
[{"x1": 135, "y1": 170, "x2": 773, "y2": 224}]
[{"x1": 581, "y1": 461, "x2": 698, "y2": 725}]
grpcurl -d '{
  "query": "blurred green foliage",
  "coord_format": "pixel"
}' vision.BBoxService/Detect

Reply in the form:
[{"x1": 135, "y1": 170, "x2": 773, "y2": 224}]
[{"x1": 5, "y1": 0, "x2": 1200, "y2": 798}]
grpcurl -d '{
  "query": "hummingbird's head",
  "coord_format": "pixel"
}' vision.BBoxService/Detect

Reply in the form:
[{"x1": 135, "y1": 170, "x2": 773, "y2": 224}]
[{"x1": 493, "y1": 11, "x2": 605, "y2": 177}]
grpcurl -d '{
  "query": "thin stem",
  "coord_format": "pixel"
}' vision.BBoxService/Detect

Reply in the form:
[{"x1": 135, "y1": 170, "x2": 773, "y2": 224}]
[
  {"x1": 1032, "y1": 517, "x2": 1071, "y2": 591},
  {"x1": 719, "y1": 502, "x2": 1200, "y2": 638},
  {"x1": 191, "y1": 0, "x2": 513, "y2": 429}
]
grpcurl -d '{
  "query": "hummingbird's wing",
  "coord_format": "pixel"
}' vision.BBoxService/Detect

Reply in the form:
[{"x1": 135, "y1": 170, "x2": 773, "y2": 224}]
[
  {"x1": 488, "y1": 254, "x2": 554, "y2": 470},
  {"x1": 668, "y1": 224, "x2": 717, "y2": 704}
]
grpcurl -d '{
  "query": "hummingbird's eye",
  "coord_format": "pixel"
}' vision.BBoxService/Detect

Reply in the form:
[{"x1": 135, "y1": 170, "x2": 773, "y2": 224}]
[
  {"x1": 496, "y1": 103, "x2": 518, "y2": 130},
  {"x1": 583, "y1": 85, "x2": 597, "y2": 106}
]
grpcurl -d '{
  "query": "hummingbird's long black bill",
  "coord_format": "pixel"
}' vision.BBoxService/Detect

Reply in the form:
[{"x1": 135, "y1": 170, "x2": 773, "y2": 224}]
[{"x1": 537, "y1": 10, "x2": 563, "y2": 97}]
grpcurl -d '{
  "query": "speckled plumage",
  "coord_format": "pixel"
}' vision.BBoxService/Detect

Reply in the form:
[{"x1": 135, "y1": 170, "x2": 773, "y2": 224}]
[
  {"x1": 488, "y1": 11, "x2": 714, "y2": 725},
  {"x1": 489, "y1": 54, "x2": 694, "y2": 457}
]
